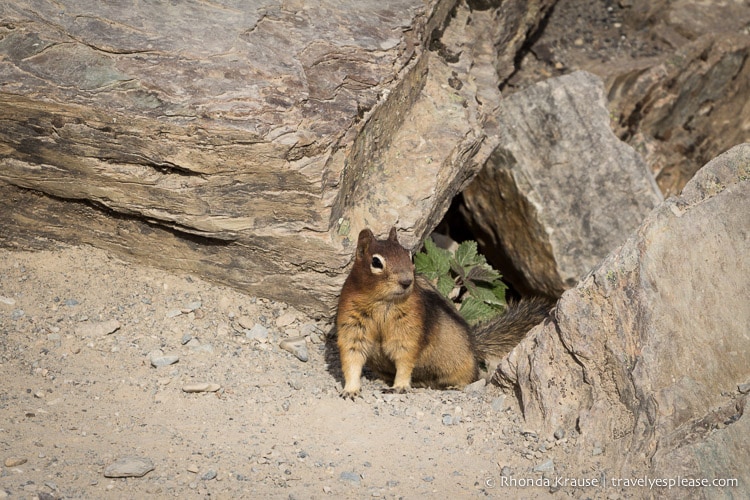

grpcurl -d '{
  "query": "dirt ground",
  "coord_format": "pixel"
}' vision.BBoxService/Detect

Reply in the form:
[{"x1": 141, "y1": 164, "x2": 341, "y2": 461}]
[
  {"x1": 0, "y1": 1, "x2": 673, "y2": 499},
  {"x1": 0, "y1": 243, "x2": 621, "y2": 499}
]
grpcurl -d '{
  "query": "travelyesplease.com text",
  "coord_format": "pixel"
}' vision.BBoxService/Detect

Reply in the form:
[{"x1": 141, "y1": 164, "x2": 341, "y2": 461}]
[{"x1": 487, "y1": 474, "x2": 738, "y2": 490}]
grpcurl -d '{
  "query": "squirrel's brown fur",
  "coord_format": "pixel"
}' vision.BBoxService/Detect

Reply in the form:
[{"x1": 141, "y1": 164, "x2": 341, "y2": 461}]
[{"x1": 336, "y1": 227, "x2": 552, "y2": 398}]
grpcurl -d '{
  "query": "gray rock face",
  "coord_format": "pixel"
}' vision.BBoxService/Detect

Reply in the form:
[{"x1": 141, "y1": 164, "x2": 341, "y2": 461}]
[
  {"x1": 463, "y1": 71, "x2": 662, "y2": 297},
  {"x1": 496, "y1": 143, "x2": 750, "y2": 488},
  {"x1": 0, "y1": 0, "x2": 552, "y2": 315}
]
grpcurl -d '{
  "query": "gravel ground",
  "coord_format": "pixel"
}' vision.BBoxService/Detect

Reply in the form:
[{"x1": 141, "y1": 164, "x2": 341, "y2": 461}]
[{"x1": 0, "y1": 243, "x2": 619, "y2": 499}]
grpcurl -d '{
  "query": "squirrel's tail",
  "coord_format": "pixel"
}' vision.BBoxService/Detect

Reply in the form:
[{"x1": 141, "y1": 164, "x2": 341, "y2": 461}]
[{"x1": 473, "y1": 296, "x2": 553, "y2": 359}]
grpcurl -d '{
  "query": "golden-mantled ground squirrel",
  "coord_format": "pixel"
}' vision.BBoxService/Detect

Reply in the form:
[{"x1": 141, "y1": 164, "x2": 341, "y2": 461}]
[{"x1": 336, "y1": 227, "x2": 552, "y2": 398}]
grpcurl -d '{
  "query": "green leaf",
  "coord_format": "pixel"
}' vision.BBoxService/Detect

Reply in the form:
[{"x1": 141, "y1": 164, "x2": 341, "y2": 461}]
[
  {"x1": 459, "y1": 297, "x2": 503, "y2": 325},
  {"x1": 466, "y1": 263, "x2": 501, "y2": 284},
  {"x1": 492, "y1": 281, "x2": 508, "y2": 305},
  {"x1": 454, "y1": 240, "x2": 482, "y2": 267},
  {"x1": 462, "y1": 277, "x2": 477, "y2": 296},
  {"x1": 436, "y1": 274, "x2": 456, "y2": 298},
  {"x1": 415, "y1": 236, "x2": 507, "y2": 324},
  {"x1": 471, "y1": 284, "x2": 505, "y2": 306},
  {"x1": 414, "y1": 238, "x2": 451, "y2": 279},
  {"x1": 449, "y1": 257, "x2": 466, "y2": 283}
]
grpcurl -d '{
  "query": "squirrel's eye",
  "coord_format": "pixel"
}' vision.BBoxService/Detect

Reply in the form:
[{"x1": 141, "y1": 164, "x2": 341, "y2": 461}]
[{"x1": 371, "y1": 255, "x2": 385, "y2": 271}]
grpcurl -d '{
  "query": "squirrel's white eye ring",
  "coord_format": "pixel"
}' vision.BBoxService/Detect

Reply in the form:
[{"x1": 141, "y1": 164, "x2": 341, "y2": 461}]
[{"x1": 371, "y1": 254, "x2": 385, "y2": 273}]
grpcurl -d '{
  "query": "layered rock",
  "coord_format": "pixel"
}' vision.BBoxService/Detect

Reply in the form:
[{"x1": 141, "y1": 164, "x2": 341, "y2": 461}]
[
  {"x1": 606, "y1": 32, "x2": 750, "y2": 196},
  {"x1": 0, "y1": 0, "x2": 555, "y2": 314}
]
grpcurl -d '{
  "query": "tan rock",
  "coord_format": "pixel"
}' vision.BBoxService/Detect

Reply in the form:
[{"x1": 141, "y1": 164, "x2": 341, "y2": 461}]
[
  {"x1": 0, "y1": 0, "x2": 552, "y2": 315},
  {"x1": 496, "y1": 144, "x2": 750, "y2": 482}
]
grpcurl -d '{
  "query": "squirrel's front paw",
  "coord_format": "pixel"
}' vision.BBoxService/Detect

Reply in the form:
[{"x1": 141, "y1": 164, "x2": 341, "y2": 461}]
[
  {"x1": 382, "y1": 386, "x2": 409, "y2": 395},
  {"x1": 339, "y1": 389, "x2": 361, "y2": 400}
]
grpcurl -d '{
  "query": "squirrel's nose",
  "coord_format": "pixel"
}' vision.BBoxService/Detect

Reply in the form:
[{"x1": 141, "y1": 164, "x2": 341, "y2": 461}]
[{"x1": 398, "y1": 275, "x2": 413, "y2": 289}]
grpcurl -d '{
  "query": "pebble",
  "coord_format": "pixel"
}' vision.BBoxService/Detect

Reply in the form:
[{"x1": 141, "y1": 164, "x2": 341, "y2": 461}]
[
  {"x1": 166, "y1": 309, "x2": 183, "y2": 318},
  {"x1": 500, "y1": 466, "x2": 512, "y2": 477},
  {"x1": 0, "y1": 296, "x2": 16, "y2": 306},
  {"x1": 201, "y1": 469, "x2": 217, "y2": 480},
  {"x1": 148, "y1": 350, "x2": 180, "y2": 368},
  {"x1": 246, "y1": 324, "x2": 269, "y2": 341},
  {"x1": 190, "y1": 343, "x2": 214, "y2": 354},
  {"x1": 64, "y1": 298, "x2": 79, "y2": 307},
  {"x1": 554, "y1": 427, "x2": 566, "y2": 440},
  {"x1": 463, "y1": 378, "x2": 486, "y2": 393},
  {"x1": 184, "y1": 300, "x2": 202, "y2": 312},
  {"x1": 533, "y1": 459, "x2": 554, "y2": 473},
  {"x1": 4, "y1": 457, "x2": 27, "y2": 467},
  {"x1": 285, "y1": 327, "x2": 300, "y2": 338},
  {"x1": 276, "y1": 311, "x2": 297, "y2": 328},
  {"x1": 279, "y1": 337, "x2": 309, "y2": 362},
  {"x1": 522, "y1": 430, "x2": 538, "y2": 441},
  {"x1": 103, "y1": 456, "x2": 155, "y2": 478},
  {"x1": 441, "y1": 414, "x2": 461, "y2": 426},
  {"x1": 738, "y1": 382, "x2": 750, "y2": 394},
  {"x1": 339, "y1": 471, "x2": 361, "y2": 486},
  {"x1": 76, "y1": 319, "x2": 121, "y2": 337},
  {"x1": 491, "y1": 395, "x2": 506, "y2": 411},
  {"x1": 11, "y1": 309, "x2": 25, "y2": 320},
  {"x1": 237, "y1": 315, "x2": 255, "y2": 329},
  {"x1": 181, "y1": 333, "x2": 193, "y2": 345},
  {"x1": 300, "y1": 323, "x2": 320, "y2": 337},
  {"x1": 182, "y1": 383, "x2": 221, "y2": 393}
]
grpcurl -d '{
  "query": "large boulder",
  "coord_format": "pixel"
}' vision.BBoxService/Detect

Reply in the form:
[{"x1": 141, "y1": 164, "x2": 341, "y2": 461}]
[
  {"x1": 462, "y1": 71, "x2": 662, "y2": 297},
  {"x1": 496, "y1": 143, "x2": 750, "y2": 491},
  {"x1": 0, "y1": 0, "x2": 555, "y2": 314}
]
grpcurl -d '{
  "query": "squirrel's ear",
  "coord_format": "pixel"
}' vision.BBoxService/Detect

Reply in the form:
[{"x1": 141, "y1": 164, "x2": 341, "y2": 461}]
[
  {"x1": 356, "y1": 229, "x2": 374, "y2": 258},
  {"x1": 387, "y1": 227, "x2": 398, "y2": 242}
]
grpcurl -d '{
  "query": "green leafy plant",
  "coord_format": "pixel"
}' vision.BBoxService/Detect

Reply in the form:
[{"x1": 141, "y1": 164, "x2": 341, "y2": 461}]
[{"x1": 414, "y1": 238, "x2": 507, "y2": 325}]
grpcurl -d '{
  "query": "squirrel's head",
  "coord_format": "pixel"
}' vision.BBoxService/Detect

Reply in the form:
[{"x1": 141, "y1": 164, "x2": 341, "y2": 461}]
[{"x1": 350, "y1": 227, "x2": 415, "y2": 301}]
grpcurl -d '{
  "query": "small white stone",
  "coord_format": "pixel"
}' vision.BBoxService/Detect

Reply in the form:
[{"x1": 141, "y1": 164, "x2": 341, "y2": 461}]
[
  {"x1": 76, "y1": 319, "x2": 121, "y2": 337},
  {"x1": 276, "y1": 311, "x2": 297, "y2": 328},
  {"x1": 237, "y1": 316, "x2": 255, "y2": 329},
  {"x1": 103, "y1": 456, "x2": 154, "y2": 478},
  {"x1": 4, "y1": 457, "x2": 27, "y2": 467},
  {"x1": 279, "y1": 337, "x2": 309, "y2": 362},
  {"x1": 0, "y1": 296, "x2": 16, "y2": 306},
  {"x1": 182, "y1": 382, "x2": 221, "y2": 393}
]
